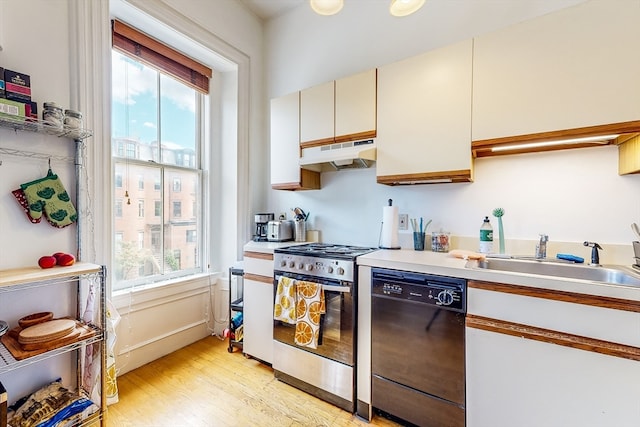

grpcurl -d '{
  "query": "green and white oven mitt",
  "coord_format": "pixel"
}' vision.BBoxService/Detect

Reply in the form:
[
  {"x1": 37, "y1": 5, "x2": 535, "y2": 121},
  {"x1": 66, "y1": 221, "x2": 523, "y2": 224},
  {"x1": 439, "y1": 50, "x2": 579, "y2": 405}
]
[{"x1": 20, "y1": 169, "x2": 78, "y2": 228}]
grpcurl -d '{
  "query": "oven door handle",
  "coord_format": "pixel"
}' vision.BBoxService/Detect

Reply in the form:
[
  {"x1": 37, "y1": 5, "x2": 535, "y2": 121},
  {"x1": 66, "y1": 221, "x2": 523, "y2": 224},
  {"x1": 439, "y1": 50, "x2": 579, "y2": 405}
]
[{"x1": 322, "y1": 284, "x2": 351, "y2": 294}]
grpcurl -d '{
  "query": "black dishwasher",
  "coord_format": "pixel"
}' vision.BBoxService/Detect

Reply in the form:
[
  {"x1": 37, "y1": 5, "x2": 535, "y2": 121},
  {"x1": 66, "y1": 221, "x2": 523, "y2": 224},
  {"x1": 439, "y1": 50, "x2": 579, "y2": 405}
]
[{"x1": 371, "y1": 268, "x2": 466, "y2": 427}]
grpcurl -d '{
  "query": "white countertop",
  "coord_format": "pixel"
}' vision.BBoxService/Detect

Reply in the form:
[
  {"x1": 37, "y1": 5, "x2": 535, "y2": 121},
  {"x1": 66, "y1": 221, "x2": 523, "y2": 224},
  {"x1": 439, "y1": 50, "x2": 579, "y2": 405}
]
[{"x1": 357, "y1": 249, "x2": 640, "y2": 302}]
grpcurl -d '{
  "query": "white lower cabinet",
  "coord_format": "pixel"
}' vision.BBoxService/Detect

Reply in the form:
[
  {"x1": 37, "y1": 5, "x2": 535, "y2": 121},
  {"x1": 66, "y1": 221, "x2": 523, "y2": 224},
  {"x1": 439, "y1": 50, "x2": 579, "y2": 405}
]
[
  {"x1": 466, "y1": 327, "x2": 640, "y2": 427},
  {"x1": 466, "y1": 281, "x2": 640, "y2": 427},
  {"x1": 242, "y1": 251, "x2": 275, "y2": 364},
  {"x1": 242, "y1": 276, "x2": 274, "y2": 364}
]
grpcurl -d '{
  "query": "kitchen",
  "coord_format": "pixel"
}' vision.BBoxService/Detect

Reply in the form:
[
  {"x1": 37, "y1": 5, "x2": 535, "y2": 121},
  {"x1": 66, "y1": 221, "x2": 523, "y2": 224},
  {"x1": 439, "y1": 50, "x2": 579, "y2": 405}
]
[{"x1": 1, "y1": 0, "x2": 639, "y2": 426}]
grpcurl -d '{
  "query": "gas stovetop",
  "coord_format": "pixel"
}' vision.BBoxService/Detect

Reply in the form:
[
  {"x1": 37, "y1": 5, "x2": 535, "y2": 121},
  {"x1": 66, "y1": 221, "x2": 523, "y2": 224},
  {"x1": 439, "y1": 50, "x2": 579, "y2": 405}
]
[
  {"x1": 274, "y1": 243, "x2": 378, "y2": 282},
  {"x1": 276, "y1": 243, "x2": 377, "y2": 260}
]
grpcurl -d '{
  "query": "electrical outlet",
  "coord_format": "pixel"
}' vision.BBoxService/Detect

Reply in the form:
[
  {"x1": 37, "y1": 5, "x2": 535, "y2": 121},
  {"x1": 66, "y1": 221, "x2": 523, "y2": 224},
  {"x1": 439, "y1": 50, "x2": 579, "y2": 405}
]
[
  {"x1": 398, "y1": 213, "x2": 408, "y2": 230},
  {"x1": 278, "y1": 212, "x2": 287, "y2": 220}
]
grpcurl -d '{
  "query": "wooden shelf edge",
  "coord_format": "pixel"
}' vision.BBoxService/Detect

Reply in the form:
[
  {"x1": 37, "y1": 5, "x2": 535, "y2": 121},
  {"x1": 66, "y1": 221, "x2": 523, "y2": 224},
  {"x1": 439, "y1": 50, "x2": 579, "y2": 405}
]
[{"x1": 0, "y1": 263, "x2": 103, "y2": 288}]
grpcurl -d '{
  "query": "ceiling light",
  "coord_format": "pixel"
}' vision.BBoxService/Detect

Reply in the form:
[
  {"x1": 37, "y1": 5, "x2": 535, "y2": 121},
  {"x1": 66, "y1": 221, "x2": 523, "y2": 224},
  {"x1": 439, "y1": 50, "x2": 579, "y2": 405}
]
[
  {"x1": 491, "y1": 134, "x2": 619, "y2": 152},
  {"x1": 310, "y1": 0, "x2": 344, "y2": 16},
  {"x1": 390, "y1": 0, "x2": 426, "y2": 17}
]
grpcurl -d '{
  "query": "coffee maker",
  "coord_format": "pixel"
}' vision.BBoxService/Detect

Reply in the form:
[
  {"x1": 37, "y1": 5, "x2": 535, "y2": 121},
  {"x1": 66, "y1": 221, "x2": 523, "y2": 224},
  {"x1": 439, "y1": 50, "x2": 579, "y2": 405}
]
[{"x1": 253, "y1": 213, "x2": 274, "y2": 242}]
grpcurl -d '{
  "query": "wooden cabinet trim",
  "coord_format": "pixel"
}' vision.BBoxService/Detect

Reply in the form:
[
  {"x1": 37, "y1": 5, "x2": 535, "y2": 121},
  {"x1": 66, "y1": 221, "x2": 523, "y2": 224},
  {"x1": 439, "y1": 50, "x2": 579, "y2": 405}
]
[
  {"x1": 243, "y1": 251, "x2": 274, "y2": 261},
  {"x1": 472, "y1": 120, "x2": 640, "y2": 158},
  {"x1": 244, "y1": 273, "x2": 273, "y2": 285},
  {"x1": 466, "y1": 314, "x2": 640, "y2": 362},
  {"x1": 377, "y1": 169, "x2": 472, "y2": 185},
  {"x1": 271, "y1": 169, "x2": 320, "y2": 191},
  {"x1": 300, "y1": 131, "x2": 377, "y2": 149},
  {"x1": 469, "y1": 280, "x2": 640, "y2": 313}
]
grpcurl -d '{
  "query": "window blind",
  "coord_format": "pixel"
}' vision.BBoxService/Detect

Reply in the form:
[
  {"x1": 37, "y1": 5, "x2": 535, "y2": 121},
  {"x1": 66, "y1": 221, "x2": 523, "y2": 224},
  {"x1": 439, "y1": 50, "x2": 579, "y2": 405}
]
[{"x1": 112, "y1": 19, "x2": 212, "y2": 94}]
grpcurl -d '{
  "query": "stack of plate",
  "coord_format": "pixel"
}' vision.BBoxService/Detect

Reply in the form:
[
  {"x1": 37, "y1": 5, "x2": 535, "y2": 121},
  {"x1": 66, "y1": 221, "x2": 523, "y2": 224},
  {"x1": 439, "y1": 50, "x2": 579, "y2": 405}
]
[
  {"x1": 0, "y1": 320, "x2": 8, "y2": 337},
  {"x1": 17, "y1": 319, "x2": 79, "y2": 351}
]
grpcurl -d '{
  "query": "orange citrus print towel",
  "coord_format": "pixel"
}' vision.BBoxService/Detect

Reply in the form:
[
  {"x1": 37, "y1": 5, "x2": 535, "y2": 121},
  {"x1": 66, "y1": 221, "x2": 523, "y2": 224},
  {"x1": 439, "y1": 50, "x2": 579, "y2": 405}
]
[
  {"x1": 273, "y1": 276, "x2": 296, "y2": 325},
  {"x1": 294, "y1": 281, "x2": 325, "y2": 349}
]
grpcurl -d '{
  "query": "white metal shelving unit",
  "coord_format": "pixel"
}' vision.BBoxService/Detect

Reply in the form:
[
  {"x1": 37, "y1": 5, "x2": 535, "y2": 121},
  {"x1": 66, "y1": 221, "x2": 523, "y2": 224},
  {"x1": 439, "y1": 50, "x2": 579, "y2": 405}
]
[
  {"x1": 0, "y1": 263, "x2": 107, "y2": 426},
  {"x1": 0, "y1": 115, "x2": 105, "y2": 426}
]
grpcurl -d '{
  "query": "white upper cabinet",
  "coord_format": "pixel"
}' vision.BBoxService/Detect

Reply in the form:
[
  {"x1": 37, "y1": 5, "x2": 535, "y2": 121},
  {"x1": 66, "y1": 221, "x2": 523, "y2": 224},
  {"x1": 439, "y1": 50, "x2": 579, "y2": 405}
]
[
  {"x1": 376, "y1": 39, "x2": 473, "y2": 184},
  {"x1": 472, "y1": 0, "x2": 640, "y2": 143},
  {"x1": 300, "y1": 69, "x2": 377, "y2": 147},
  {"x1": 335, "y1": 69, "x2": 377, "y2": 143},
  {"x1": 271, "y1": 92, "x2": 320, "y2": 190},
  {"x1": 300, "y1": 81, "x2": 335, "y2": 146}
]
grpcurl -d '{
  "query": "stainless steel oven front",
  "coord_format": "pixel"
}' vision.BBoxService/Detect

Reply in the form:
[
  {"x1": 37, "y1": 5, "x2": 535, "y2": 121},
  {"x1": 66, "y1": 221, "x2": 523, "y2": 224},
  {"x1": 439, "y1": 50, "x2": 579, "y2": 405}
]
[{"x1": 272, "y1": 270, "x2": 356, "y2": 412}]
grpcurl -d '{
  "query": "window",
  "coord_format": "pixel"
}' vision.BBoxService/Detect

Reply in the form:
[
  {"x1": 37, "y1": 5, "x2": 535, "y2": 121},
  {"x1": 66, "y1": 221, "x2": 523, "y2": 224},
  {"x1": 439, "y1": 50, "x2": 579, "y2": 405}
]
[
  {"x1": 115, "y1": 199, "x2": 123, "y2": 218},
  {"x1": 111, "y1": 21, "x2": 211, "y2": 290},
  {"x1": 172, "y1": 201, "x2": 182, "y2": 218}
]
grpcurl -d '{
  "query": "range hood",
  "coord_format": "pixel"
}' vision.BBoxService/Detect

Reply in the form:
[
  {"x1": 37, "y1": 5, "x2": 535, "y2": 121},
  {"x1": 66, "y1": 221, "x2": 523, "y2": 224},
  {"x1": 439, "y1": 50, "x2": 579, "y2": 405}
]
[{"x1": 300, "y1": 139, "x2": 376, "y2": 171}]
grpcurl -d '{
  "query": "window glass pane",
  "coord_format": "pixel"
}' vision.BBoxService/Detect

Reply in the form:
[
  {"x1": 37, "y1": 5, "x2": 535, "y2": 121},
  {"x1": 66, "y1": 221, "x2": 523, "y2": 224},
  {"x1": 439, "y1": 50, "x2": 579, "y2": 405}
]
[
  {"x1": 113, "y1": 162, "x2": 162, "y2": 285},
  {"x1": 164, "y1": 168, "x2": 200, "y2": 273},
  {"x1": 112, "y1": 42, "x2": 204, "y2": 293},
  {"x1": 112, "y1": 50, "x2": 159, "y2": 162},
  {"x1": 160, "y1": 74, "x2": 197, "y2": 167}
]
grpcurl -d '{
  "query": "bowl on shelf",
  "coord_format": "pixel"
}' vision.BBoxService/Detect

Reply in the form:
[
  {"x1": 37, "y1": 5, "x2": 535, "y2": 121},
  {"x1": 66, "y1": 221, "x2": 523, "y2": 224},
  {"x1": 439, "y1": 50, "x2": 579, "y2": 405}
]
[{"x1": 18, "y1": 311, "x2": 54, "y2": 329}]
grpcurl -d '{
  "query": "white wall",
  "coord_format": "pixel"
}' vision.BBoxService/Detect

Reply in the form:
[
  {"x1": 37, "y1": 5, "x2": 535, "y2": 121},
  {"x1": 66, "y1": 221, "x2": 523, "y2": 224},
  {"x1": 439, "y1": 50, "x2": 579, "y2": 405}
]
[
  {"x1": 0, "y1": 0, "x2": 80, "y2": 402},
  {"x1": 265, "y1": 0, "x2": 640, "y2": 263}
]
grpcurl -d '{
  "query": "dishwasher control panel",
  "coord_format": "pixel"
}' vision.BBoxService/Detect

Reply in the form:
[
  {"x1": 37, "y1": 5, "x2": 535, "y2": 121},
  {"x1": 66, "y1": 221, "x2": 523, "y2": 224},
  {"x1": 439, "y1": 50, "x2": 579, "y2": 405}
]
[{"x1": 372, "y1": 268, "x2": 466, "y2": 313}]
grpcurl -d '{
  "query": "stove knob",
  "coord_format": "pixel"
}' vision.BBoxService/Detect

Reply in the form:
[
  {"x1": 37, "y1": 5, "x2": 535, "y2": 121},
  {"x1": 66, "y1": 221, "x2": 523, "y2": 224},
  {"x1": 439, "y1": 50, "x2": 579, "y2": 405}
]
[
  {"x1": 336, "y1": 267, "x2": 345, "y2": 275},
  {"x1": 305, "y1": 264, "x2": 313, "y2": 272},
  {"x1": 327, "y1": 266, "x2": 334, "y2": 274},
  {"x1": 279, "y1": 260, "x2": 287, "y2": 268},
  {"x1": 437, "y1": 290, "x2": 454, "y2": 306},
  {"x1": 288, "y1": 261, "x2": 295, "y2": 268},
  {"x1": 297, "y1": 262, "x2": 304, "y2": 270}
]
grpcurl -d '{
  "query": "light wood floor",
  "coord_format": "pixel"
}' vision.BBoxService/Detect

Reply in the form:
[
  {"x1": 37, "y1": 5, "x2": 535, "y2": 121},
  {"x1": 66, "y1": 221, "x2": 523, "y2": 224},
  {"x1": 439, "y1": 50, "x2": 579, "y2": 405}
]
[{"x1": 106, "y1": 336, "x2": 402, "y2": 427}]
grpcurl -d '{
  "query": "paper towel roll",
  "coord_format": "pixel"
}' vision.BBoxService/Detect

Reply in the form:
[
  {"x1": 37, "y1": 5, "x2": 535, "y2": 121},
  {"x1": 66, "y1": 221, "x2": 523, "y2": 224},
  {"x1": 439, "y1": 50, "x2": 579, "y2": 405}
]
[{"x1": 380, "y1": 205, "x2": 400, "y2": 249}]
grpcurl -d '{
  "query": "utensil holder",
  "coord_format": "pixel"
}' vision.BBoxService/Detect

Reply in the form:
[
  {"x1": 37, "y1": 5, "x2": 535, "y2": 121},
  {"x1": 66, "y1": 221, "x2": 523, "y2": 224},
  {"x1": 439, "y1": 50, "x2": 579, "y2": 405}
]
[
  {"x1": 413, "y1": 232, "x2": 425, "y2": 251},
  {"x1": 295, "y1": 220, "x2": 306, "y2": 242}
]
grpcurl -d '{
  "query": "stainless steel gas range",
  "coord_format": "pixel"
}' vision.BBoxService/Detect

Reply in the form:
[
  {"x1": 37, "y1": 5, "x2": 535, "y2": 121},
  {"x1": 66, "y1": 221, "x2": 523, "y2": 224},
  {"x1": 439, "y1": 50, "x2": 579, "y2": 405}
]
[{"x1": 272, "y1": 243, "x2": 377, "y2": 412}]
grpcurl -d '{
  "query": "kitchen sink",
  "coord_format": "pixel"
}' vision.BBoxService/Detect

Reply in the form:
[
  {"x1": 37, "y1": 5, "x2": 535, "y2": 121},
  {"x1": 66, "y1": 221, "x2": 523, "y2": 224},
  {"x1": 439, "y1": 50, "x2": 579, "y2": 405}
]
[{"x1": 465, "y1": 257, "x2": 640, "y2": 287}]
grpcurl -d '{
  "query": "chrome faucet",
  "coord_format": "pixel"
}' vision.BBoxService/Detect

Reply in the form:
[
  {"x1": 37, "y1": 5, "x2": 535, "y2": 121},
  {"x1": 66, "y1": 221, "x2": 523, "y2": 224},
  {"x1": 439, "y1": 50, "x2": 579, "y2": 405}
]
[
  {"x1": 583, "y1": 241, "x2": 602, "y2": 266},
  {"x1": 535, "y1": 234, "x2": 548, "y2": 259}
]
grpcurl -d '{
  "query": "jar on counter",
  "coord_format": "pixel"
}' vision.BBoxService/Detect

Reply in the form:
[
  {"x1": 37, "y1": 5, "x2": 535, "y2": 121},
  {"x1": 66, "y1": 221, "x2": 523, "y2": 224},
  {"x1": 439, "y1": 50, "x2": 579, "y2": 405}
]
[
  {"x1": 64, "y1": 109, "x2": 83, "y2": 138},
  {"x1": 42, "y1": 102, "x2": 64, "y2": 129},
  {"x1": 431, "y1": 231, "x2": 450, "y2": 253}
]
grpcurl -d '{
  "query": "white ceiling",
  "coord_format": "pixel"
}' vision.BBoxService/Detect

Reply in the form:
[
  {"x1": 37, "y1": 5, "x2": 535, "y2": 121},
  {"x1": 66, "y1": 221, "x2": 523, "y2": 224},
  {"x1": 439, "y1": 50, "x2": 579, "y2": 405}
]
[{"x1": 240, "y1": 0, "x2": 304, "y2": 20}]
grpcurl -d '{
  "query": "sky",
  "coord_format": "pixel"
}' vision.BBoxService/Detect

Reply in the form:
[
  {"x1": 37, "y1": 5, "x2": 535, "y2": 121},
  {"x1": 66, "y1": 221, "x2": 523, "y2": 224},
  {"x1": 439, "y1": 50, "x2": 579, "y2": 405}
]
[{"x1": 111, "y1": 50, "x2": 196, "y2": 151}]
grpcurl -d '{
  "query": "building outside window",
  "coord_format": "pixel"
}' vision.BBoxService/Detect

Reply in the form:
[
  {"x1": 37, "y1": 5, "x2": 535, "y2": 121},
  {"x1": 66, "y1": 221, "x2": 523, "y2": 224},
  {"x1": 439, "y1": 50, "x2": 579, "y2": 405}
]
[
  {"x1": 111, "y1": 21, "x2": 211, "y2": 291},
  {"x1": 115, "y1": 199, "x2": 123, "y2": 218}
]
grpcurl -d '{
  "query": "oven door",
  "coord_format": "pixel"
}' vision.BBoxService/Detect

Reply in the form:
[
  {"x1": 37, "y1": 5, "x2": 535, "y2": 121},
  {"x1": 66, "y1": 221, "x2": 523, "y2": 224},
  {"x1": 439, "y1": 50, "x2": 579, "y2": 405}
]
[{"x1": 273, "y1": 272, "x2": 354, "y2": 366}]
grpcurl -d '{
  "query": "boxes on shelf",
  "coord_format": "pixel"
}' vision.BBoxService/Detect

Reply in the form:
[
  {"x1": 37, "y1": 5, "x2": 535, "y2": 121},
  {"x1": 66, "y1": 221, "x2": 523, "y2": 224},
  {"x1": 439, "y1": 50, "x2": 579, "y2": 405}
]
[
  {"x1": 25, "y1": 101, "x2": 38, "y2": 121},
  {"x1": 0, "y1": 67, "x2": 5, "y2": 98},
  {"x1": 4, "y1": 69, "x2": 31, "y2": 103},
  {"x1": 0, "y1": 98, "x2": 26, "y2": 120}
]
